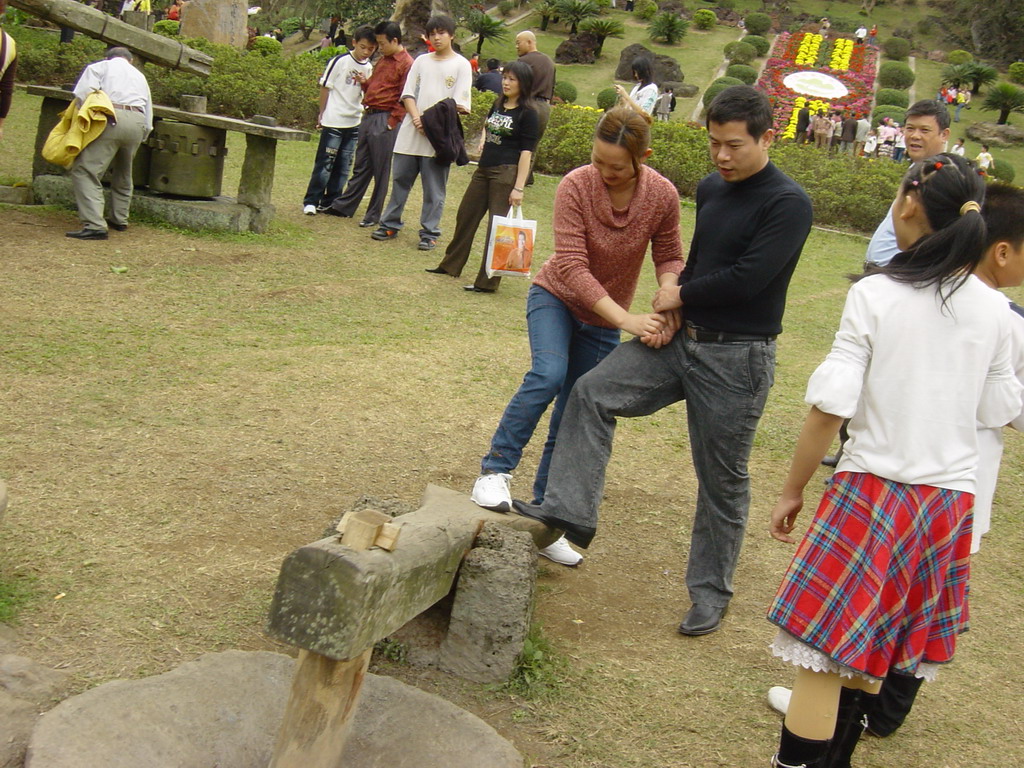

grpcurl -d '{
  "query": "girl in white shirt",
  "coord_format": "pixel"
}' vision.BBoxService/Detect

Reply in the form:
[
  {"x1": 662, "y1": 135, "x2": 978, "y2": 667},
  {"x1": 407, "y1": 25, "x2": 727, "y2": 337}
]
[
  {"x1": 615, "y1": 56, "x2": 658, "y2": 117},
  {"x1": 766, "y1": 153, "x2": 1021, "y2": 768}
]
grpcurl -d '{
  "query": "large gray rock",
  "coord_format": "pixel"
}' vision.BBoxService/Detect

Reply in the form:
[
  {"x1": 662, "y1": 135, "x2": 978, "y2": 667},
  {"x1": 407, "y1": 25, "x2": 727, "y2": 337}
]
[
  {"x1": 26, "y1": 650, "x2": 522, "y2": 768},
  {"x1": 0, "y1": 655, "x2": 71, "y2": 768},
  {"x1": 614, "y1": 43, "x2": 684, "y2": 85},
  {"x1": 965, "y1": 122, "x2": 1024, "y2": 147}
]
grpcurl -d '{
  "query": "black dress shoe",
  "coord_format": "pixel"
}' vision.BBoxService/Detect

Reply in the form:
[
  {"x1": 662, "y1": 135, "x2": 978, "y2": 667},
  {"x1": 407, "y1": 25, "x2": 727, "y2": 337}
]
[
  {"x1": 66, "y1": 229, "x2": 108, "y2": 240},
  {"x1": 678, "y1": 603, "x2": 726, "y2": 636},
  {"x1": 105, "y1": 220, "x2": 128, "y2": 232},
  {"x1": 511, "y1": 500, "x2": 596, "y2": 548},
  {"x1": 463, "y1": 285, "x2": 495, "y2": 293},
  {"x1": 425, "y1": 267, "x2": 450, "y2": 275}
]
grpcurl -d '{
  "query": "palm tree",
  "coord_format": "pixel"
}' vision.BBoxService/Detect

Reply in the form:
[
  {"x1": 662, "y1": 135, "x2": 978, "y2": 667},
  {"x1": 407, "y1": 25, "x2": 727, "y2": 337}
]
[
  {"x1": 535, "y1": 1, "x2": 559, "y2": 32},
  {"x1": 983, "y1": 82, "x2": 1024, "y2": 125},
  {"x1": 555, "y1": 0, "x2": 600, "y2": 35},
  {"x1": 941, "y1": 63, "x2": 973, "y2": 90},
  {"x1": 648, "y1": 11, "x2": 688, "y2": 45},
  {"x1": 463, "y1": 10, "x2": 509, "y2": 57},
  {"x1": 579, "y1": 16, "x2": 625, "y2": 57},
  {"x1": 963, "y1": 62, "x2": 998, "y2": 96}
]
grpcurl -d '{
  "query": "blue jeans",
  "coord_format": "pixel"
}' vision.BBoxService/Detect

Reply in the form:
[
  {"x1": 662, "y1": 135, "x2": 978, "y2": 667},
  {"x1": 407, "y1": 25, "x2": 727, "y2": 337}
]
[
  {"x1": 539, "y1": 332, "x2": 776, "y2": 607},
  {"x1": 303, "y1": 125, "x2": 359, "y2": 208},
  {"x1": 481, "y1": 285, "x2": 620, "y2": 504}
]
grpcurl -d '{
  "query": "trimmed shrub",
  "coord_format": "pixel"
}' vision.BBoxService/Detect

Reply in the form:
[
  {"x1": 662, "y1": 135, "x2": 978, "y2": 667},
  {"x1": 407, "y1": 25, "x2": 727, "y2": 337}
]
[
  {"x1": 280, "y1": 17, "x2": 304, "y2": 36},
  {"x1": 946, "y1": 49, "x2": 973, "y2": 66},
  {"x1": 463, "y1": 89, "x2": 499, "y2": 138},
  {"x1": 692, "y1": 8, "x2": 717, "y2": 30},
  {"x1": 742, "y1": 34, "x2": 770, "y2": 57},
  {"x1": 725, "y1": 64, "x2": 758, "y2": 85},
  {"x1": 498, "y1": 0, "x2": 516, "y2": 16},
  {"x1": 153, "y1": 19, "x2": 180, "y2": 36},
  {"x1": 553, "y1": 80, "x2": 578, "y2": 103},
  {"x1": 871, "y1": 105, "x2": 907, "y2": 128},
  {"x1": 1009, "y1": 62, "x2": 1024, "y2": 85},
  {"x1": 881, "y1": 36, "x2": 911, "y2": 61},
  {"x1": 596, "y1": 87, "x2": 618, "y2": 110},
  {"x1": 725, "y1": 41, "x2": 756, "y2": 65},
  {"x1": 743, "y1": 12, "x2": 771, "y2": 36},
  {"x1": 12, "y1": 31, "x2": 106, "y2": 85},
  {"x1": 990, "y1": 159, "x2": 1015, "y2": 184},
  {"x1": 877, "y1": 61, "x2": 915, "y2": 90},
  {"x1": 702, "y1": 78, "x2": 743, "y2": 107},
  {"x1": 875, "y1": 88, "x2": 910, "y2": 108},
  {"x1": 717, "y1": 0, "x2": 735, "y2": 9},
  {"x1": 648, "y1": 12, "x2": 689, "y2": 45},
  {"x1": 249, "y1": 36, "x2": 283, "y2": 56},
  {"x1": 634, "y1": 0, "x2": 658, "y2": 21}
]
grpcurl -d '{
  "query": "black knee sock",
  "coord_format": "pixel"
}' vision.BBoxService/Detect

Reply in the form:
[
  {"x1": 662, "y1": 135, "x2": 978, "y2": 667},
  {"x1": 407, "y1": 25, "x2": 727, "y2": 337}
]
[
  {"x1": 774, "y1": 724, "x2": 830, "y2": 768},
  {"x1": 862, "y1": 671, "x2": 923, "y2": 737}
]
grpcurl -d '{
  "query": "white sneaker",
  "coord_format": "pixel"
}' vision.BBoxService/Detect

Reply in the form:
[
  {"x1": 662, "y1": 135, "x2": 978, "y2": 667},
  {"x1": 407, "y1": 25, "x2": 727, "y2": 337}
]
[
  {"x1": 767, "y1": 686, "x2": 792, "y2": 716},
  {"x1": 303, "y1": 204, "x2": 316, "y2": 215},
  {"x1": 471, "y1": 473, "x2": 512, "y2": 512},
  {"x1": 538, "y1": 535, "x2": 583, "y2": 566}
]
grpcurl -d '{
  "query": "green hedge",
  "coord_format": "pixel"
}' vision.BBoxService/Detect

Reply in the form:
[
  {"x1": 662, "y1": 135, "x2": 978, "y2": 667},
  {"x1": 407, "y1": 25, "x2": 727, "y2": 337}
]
[
  {"x1": 881, "y1": 37, "x2": 911, "y2": 61},
  {"x1": 1009, "y1": 62, "x2": 1024, "y2": 85},
  {"x1": 553, "y1": 81, "x2": 578, "y2": 103},
  {"x1": 596, "y1": 87, "x2": 618, "y2": 111},
  {"x1": 702, "y1": 77, "x2": 743, "y2": 107},
  {"x1": 692, "y1": 8, "x2": 716, "y2": 30},
  {"x1": 946, "y1": 49, "x2": 973, "y2": 66},
  {"x1": 743, "y1": 11, "x2": 771, "y2": 36},
  {"x1": 990, "y1": 159, "x2": 1016, "y2": 184},
  {"x1": 878, "y1": 61, "x2": 915, "y2": 90},
  {"x1": 153, "y1": 19, "x2": 180, "y2": 37},
  {"x1": 725, "y1": 64, "x2": 758, "y2": 85},
  {"x1": 875, "y1": 88, "x2": 910, "y2": 108},
  {"x1": 742, "y1": 34, "x2": 770, "y2": 57}
]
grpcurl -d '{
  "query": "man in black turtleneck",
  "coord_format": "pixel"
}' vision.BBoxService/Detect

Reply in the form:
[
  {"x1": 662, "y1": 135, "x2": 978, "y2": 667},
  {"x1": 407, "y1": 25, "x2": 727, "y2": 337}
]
[{"x1": 514, "y1": 86, "x2": 813, "y2": 637}]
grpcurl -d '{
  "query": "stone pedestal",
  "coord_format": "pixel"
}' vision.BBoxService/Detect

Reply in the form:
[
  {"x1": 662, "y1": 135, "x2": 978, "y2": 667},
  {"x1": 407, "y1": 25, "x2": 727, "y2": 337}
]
[{"x1": 179, "y1": 0, "x2": 248, "y2": 47}]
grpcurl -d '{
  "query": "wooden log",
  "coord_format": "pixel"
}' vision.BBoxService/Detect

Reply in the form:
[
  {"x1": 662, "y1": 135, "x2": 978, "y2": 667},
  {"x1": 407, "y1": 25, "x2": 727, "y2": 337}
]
[
  {"x1": 266, "y1": 484, "x2": 557, "y2": 660},
  {"x1": 10, "y1": 0, "x2": 213, "y2": 76},
  {"x1": 268, "y1": 516, "x2": 383, "y2": 768}
]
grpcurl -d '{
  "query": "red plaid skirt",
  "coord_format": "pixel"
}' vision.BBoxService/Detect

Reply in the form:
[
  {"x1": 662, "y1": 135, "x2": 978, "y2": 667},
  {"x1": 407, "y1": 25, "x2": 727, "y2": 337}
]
[{"x1": 768, "y1": 472, "x2": 973, "y2": 679}]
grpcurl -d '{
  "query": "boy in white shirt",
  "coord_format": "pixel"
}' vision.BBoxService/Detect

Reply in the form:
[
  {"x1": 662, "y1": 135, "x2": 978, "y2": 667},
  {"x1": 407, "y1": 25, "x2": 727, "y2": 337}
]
[
  {"x1": 303, "y1": 26, "x2": 376, "y2": 214},
  {"x1": 371, "y1": 14, "x2": 472, "y2": 251}
]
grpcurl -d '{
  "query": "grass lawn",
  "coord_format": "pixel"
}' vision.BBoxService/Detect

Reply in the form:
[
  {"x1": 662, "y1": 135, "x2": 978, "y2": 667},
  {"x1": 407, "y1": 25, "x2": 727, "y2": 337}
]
[{"x1": 4, "y1": 86, "x2": 1024, "y2": 767}]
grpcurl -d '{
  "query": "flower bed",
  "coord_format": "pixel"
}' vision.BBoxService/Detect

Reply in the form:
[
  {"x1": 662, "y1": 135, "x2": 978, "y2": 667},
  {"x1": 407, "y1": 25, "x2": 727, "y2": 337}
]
[{"x1": 756, "y1": 32, "x2": 879, "y2": 137}]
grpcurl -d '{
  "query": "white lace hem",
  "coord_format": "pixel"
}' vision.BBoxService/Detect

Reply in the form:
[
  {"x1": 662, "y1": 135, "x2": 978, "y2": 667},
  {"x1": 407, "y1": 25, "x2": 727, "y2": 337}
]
[{"x1": 770, "y1": 630, "x2": 939, "y2": 683}]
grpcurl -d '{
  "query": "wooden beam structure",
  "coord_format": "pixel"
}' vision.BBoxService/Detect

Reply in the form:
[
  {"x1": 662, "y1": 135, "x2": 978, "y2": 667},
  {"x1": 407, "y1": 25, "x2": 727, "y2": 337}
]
[{"x1": 10, "y1": 0, "x2": 213, "y2": 76}]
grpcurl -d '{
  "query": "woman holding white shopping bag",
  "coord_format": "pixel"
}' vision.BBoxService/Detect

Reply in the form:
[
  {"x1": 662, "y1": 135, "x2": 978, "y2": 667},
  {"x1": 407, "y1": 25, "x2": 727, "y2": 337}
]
[
  {"x1": 427, "y1": 59, "x2": 538, "y2": 293},
  {"x1": 468, "y1": 105, "x2": 685, "y2": 565}
]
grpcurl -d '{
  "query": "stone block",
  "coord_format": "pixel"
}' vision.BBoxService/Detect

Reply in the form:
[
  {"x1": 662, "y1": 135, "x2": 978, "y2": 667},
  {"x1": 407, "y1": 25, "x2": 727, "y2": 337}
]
[
  {"x1": 439, "y1": 523, "x2": 537, "y2": 683},
  {"x1": 615, "y1": 43, "x2": 684, "y2": 84},
  {"x1": 179, "y1": 0, "x2": 248, "y2": 48},
  {"x1": 0, "y1": 186, "x2": 33, "y2": 205}
]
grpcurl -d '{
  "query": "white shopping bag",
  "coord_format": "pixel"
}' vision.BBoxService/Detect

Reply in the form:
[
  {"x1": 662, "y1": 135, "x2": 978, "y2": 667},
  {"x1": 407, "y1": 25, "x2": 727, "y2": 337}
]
[{"x1": 485, "y1": 205, "x2": 536, "y2": 278}]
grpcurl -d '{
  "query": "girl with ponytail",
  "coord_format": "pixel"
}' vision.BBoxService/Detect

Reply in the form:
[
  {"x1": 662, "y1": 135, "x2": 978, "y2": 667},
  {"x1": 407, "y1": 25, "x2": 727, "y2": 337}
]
[{"x1": 765, "y1": 152, "x2": 1022, "y2": 768}]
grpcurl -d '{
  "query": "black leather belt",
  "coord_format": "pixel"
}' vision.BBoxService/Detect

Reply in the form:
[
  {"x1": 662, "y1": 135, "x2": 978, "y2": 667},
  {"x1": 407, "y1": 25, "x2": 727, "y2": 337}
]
[
  {"x1": 365, "y1": 107, "x2": 390, "y2": 114},
  {"x1": 685, "y1": 324, "x2": 776, "y2": 343}
]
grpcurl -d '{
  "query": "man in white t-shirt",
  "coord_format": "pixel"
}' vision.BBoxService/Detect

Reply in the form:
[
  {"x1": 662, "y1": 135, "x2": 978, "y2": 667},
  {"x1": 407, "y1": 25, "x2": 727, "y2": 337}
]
[
  {"x1": 302, "y1": 26, "x2": 376, "y2": 215},
  {"x1": 371, "y1": 14, "x2": 472, "y2": 251}
]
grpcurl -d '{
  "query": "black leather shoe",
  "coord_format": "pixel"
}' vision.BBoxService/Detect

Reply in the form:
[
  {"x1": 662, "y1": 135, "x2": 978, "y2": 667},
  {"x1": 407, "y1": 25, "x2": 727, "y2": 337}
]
[
  {"x1": 66, "y1": 229, "x2": 108, "y2": 240},
  {"x1": 105, "y1": 220, "x2": 128, "y2": 232},
  {"x1": 678, "y1": 604, "x2": 726, "y2": 636},
  {"x1": 358, "y1": 219, "x2": 376, "y2": 227},
  {"x1": 463, "y1": 285, "x2": 495, "y2": 293},
  {"x1": 425, "y1": 267, "x2": 450, "y2": 275},
  {"x1": 510, "y1": 500, "x2": 596, "y2": 548}
]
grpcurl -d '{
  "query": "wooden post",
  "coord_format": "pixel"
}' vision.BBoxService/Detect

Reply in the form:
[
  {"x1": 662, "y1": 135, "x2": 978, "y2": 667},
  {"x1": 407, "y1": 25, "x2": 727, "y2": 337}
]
[{"x1": 268, "y1": 510, "x2": 388, "y2": 768}]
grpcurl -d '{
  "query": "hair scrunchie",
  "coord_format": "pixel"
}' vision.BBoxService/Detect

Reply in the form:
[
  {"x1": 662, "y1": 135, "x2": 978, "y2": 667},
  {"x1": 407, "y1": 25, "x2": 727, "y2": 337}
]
[{"x1": 959, "y1": 201, "x2": 981, "y2": 216}]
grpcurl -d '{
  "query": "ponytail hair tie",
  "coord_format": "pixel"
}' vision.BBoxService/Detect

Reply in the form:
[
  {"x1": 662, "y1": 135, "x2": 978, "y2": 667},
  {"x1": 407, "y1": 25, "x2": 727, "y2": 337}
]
[
  {"x1": 934, "y1": 161, "x2": 944, "y2": 170},
  {"x1": 960, "y1": 201, "x2": 981, "y2": 216}
]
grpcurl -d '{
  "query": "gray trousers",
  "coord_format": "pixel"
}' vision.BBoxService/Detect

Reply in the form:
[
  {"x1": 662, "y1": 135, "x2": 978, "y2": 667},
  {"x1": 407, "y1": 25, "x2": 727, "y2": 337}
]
[
  {"x1": 540, "y1": 332, "x2": 776, "y2": 607},
  {"x1": 329, "y1": 111, "x2": 398, "y2": 223},
  {"x1": 71, "y1": 109, "x2": 147, "y2": 231},
  {"x1": 379, "y1": 152, "x2": 451, "y2": 239}
]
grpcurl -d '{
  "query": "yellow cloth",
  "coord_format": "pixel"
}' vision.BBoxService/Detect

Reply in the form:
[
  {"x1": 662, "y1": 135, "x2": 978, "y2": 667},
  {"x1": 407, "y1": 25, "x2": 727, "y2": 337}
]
[
  {"x1": 0, "y1": 30, "x2": 15, "y2": 80},
  {"x1": 41, "y1": 90, "x2": 115, "y2": 169}
]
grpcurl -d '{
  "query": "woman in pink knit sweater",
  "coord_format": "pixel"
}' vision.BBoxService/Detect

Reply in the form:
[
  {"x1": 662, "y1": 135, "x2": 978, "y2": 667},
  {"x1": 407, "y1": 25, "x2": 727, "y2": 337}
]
[{"x1": 469, "y1": 105, "x2": 685, "y2": 565}]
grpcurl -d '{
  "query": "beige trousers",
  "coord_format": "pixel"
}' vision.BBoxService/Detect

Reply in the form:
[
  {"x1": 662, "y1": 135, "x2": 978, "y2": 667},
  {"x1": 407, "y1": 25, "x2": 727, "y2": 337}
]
[{"x1": 71, "y1": 109, "x2": 147, "y2": 231}]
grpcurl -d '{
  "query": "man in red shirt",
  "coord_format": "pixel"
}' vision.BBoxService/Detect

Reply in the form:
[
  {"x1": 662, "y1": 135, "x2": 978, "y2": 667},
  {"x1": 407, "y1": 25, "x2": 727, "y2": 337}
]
[{"x1": 325, "y1": 21, "x2": 414, "y2": 226}]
